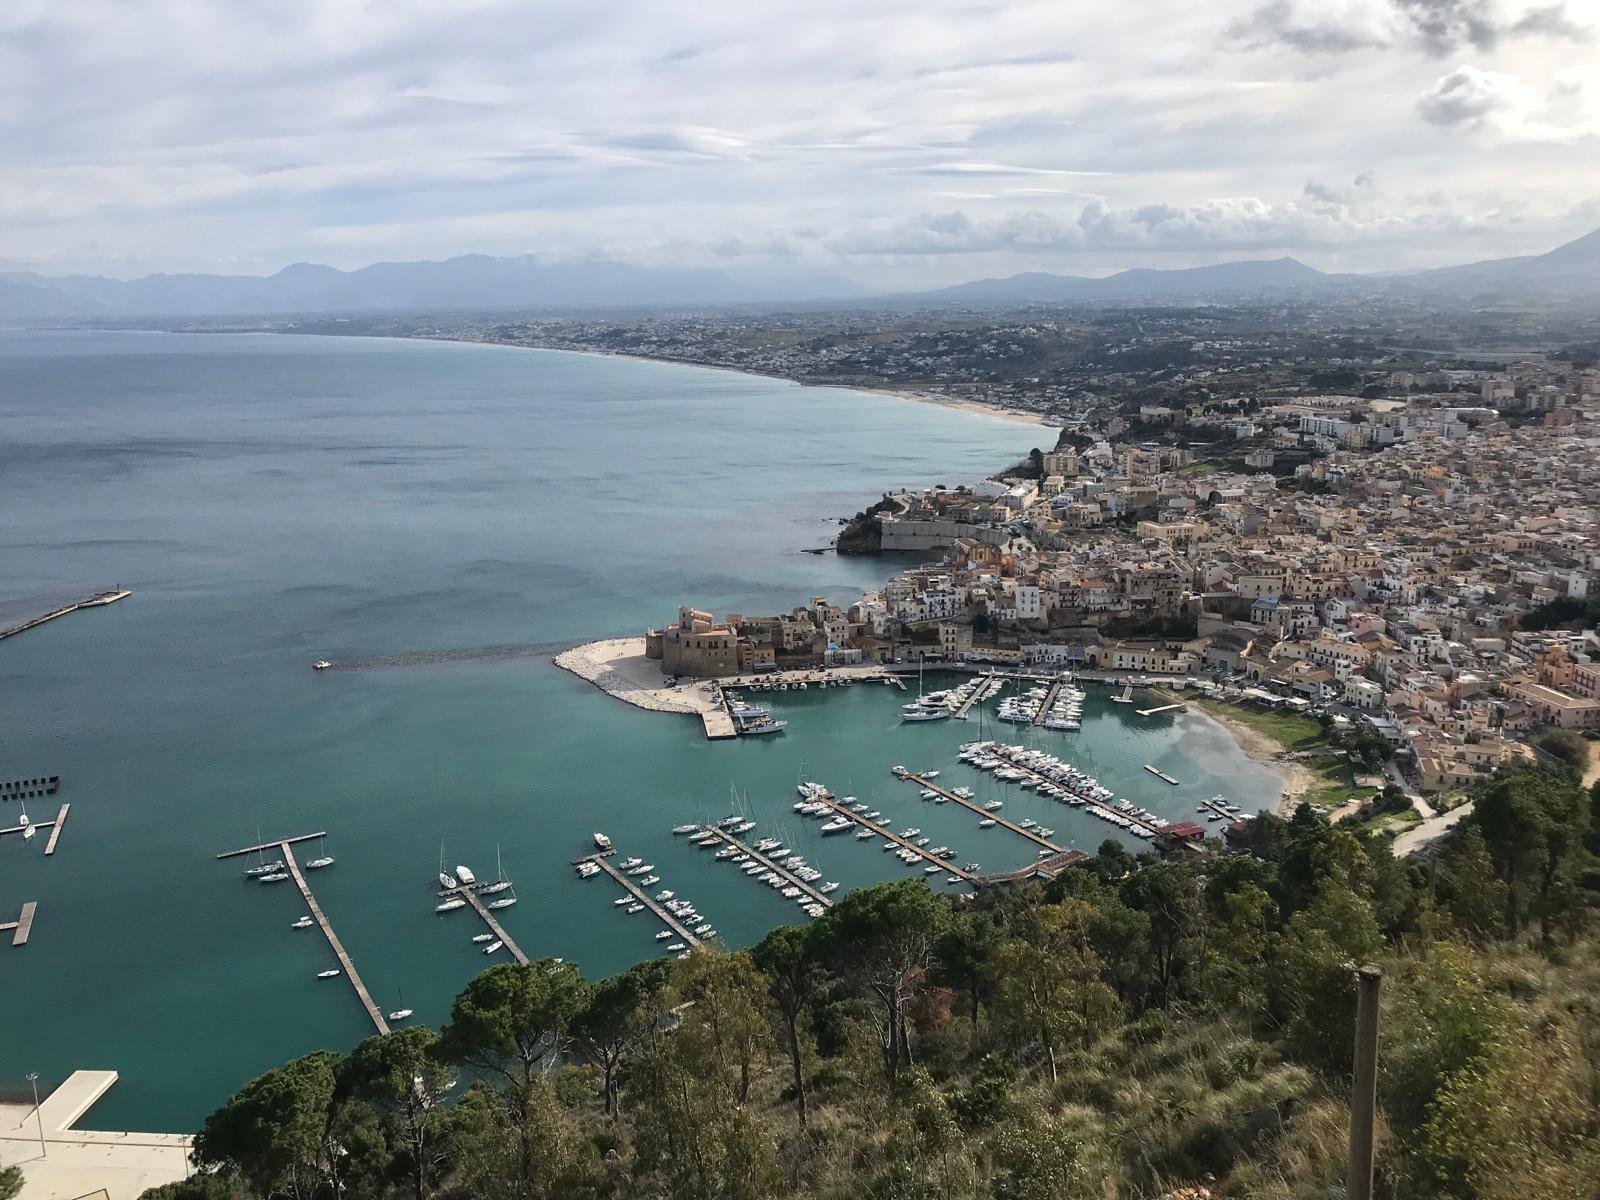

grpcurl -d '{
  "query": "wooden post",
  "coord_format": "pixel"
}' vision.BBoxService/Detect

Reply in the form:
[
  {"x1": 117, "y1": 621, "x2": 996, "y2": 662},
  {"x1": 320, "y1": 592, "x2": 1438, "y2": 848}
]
[{"x1": 1348, "y1": 964, "x2": 1382, "y2": 1200}]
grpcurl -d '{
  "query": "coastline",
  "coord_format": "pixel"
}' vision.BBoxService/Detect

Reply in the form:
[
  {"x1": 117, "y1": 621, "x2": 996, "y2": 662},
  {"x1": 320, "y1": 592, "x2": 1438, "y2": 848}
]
[
  {"x1": 407, "y1": 334, "x2": 1052, "y2": 428},
  {"x1": 1186, "y1": 703, "x2": 1314, "y2": 815}
]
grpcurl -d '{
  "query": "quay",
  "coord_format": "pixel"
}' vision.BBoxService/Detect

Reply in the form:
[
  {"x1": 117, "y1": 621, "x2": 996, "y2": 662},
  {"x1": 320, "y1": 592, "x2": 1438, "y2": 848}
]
[
  {"x1": 2, "y1": 901, "x2": 37, "y2": 946},
  {"x1": 702, "y1": 708, "x2": 737, "y2": 739},
  {"x1": 902, "y1": 773, "x2": 1066, "y2": 855},
  {"x1": 1136, "y1": 703, "x2": 1186, "y2": 717},
  {"x1": 1031, "y1": 679, "x2": 1066, "y2": 725},
  {"x1": 0, "y1": 590, "x2": 131, "y2": 644},
  {"x1": 695, "y1": 826, "x2": 833, "y2": 908},
  {"x1": 0, "y1": 802, "x2": 69, "y2": 848},
  {"x1": 806, "y1": 790, "x2": 976, "y2": 882},
  {"x1": 1144, "y1": 765, "x2": 1180, "y2": 785},
  {"x1": 2, "y1": 773, "x2": 59, "y2": 799},
  {"x1": 217, "y1": 833, "x2": 388, "y2": 1036},
  {"x1": 443, "y1": 885, "x2": 530, "y2": 963},
  {"x1": 978, "y1": 850, "x2": 1087, "y2": 885},
  {"x1": 580, "y1": 853, "x2": 704, "y2": 948}
]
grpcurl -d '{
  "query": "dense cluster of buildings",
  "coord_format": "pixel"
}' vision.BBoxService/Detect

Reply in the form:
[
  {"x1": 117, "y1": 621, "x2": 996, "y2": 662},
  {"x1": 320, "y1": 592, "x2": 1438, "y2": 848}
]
[{"x1": 654, "y1": 384, "x2": 1599, "y2": 796}]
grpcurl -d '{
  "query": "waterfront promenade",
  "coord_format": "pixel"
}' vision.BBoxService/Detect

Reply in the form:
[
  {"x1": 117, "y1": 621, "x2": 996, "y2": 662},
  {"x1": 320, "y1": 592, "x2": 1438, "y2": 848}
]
[{"x1": 1, "y1": 1071, "x2": 190, "y2": 1200}]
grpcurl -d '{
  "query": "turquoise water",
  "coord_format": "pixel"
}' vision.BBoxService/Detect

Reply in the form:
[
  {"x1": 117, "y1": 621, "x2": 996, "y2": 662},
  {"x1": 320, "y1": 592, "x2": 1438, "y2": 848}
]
[{"x1": 0, "y1": 331, "x2": 1279, "y2": 1132}]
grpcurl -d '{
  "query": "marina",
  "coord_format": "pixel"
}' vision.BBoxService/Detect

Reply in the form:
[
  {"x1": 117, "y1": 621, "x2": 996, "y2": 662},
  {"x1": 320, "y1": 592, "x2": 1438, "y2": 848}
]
[
  {"x1": 445, "y1": 885, "x2": 530, "y2": 964},
  {"x1": 689, "y1": 825, "x2": 834, "y2": 910},
  {"x1": 579, "y1": 852, "x2": 704, "y2": 949},
  {"x1": 0, "y1": 801, "x2": 71, "y2": 852},
  {"x1": 217, "y1": 833, "x2": 389, "y2": 1036},
  {"x1": 899, "y1": 772, "x2": 1066, "y2": 855},
  {"x1": 2, "y1": 901, "x2": 37, "y2": 947},
  {"x1": 965, "y1": 743, "x2": 1165, "y2": 838},
  {"x1": 1031, "y1": 678, "x2": 1068, "y2": 726},
  {"x1": 798, "y1": 788, "x2": 977, "y2": 883},
  {"x1": 950, "y1": 674, "x2": 1004, "y2": 718}
]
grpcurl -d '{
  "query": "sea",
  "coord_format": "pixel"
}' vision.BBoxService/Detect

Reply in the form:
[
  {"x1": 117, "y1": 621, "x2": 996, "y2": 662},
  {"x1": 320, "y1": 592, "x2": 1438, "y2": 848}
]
[{"x1": 0, "y1": 329, "x2": 1282, "y2": 1132}]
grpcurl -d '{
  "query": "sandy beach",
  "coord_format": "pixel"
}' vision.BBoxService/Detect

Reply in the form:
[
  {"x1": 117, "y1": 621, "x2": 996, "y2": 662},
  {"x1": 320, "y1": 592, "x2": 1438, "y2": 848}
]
[
  {"x1": 1189, "y1": 703, "x2": 1314, "y2": 813},
  {"x1": 853, "y1": 385, "x2": 1051, "y2": 427}
]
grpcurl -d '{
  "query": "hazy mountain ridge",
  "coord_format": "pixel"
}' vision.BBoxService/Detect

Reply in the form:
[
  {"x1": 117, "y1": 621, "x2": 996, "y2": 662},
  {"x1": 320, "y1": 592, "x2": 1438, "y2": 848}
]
[{"x1": 3, "y1": 228, "x2": 1597, "y2": 319}]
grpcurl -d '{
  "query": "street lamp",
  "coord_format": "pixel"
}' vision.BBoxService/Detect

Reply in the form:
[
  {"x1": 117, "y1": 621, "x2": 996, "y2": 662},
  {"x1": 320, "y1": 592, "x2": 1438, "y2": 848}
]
[{"x1": 25, "y1": 1072, "x2": 45, "y2": 1157}]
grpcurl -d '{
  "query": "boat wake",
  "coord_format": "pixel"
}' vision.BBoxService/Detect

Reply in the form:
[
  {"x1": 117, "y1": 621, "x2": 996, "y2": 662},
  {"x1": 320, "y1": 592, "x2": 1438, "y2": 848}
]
[{"x1": 319, "y1": 642, "x2": 565, "y2": 671}]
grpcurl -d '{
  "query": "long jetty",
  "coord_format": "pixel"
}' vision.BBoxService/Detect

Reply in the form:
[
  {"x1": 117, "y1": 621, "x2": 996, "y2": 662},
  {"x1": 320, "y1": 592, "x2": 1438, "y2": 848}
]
[
  {"x1": 1031, "y1": 679, "x2": 1066, "y2": 725},
  {"x1": 450, "y1": 887, "x2": 530, "y2": 963},
  {"x1": 984, "y1": 749, "x2": 1163, "y2": 836},
  {"x1": 0, "y1": 590, "x2": 131, "y2": 643},
  {"x1": 2, "y1": 902, "x2": 37, "y2": 947},
  {"x1": 695, "y1": 827, "x2": 833, "y2": 908},
  {"x1": 217, "y1": 833, "x2": 388, "y2": 1036},
  {"x1": 952, "y1": 676, "x2": 1001, "y2": 719},
  {"x1": 0, "y1": 802, "x2": 70, "y2": 851},
  {"x1": 806, "y1": 791, "x2": 976, "y2": 882},
  {"x1": 581, "y1": 854, "x2": 703, "y2": 947},
  {"x1": 902, "y1": 773, "x2": 1065, "y2": 855},
  {"x1": 1136, "y1": 703, "x2": 1186, "y2": 717}
]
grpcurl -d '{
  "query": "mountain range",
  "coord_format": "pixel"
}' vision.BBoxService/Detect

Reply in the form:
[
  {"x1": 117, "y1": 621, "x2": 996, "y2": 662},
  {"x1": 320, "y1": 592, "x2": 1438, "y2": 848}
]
[{"x1": 3, "y1": 228, "x2": 1597, "y2": 319}]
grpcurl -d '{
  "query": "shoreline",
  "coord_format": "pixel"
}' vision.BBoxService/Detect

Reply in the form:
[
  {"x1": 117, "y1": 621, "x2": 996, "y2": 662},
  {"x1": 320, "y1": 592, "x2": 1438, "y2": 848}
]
[
  {"x1": 403, "y1": 333, "x2": 1053, "y2": 428},
  {"x1": 1183, "y1": 703, "x2": 1313, "y2": 815}
]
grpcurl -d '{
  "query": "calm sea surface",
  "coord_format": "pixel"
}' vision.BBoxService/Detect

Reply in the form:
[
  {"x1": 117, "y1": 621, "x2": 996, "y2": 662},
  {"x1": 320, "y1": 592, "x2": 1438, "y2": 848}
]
[{"x1": 0, "y1": 330, "x2": 1280, "y2": 1131}]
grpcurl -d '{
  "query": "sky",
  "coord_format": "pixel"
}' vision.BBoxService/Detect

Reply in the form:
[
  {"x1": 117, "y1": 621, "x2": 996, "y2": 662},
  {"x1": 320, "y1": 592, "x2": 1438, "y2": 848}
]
[{"x1": 3, "y1": 0, "x2": 1598, "y2": 288}]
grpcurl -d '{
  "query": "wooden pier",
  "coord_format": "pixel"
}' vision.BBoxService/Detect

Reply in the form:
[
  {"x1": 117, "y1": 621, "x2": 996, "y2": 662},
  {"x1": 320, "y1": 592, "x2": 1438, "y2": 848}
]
[
  {"x1": 0, "y1": 802, "x2": 69, "y2": 846},
  {"x1": 1136, "y1": 703, "x2": 1186, "y2": 717},
  {"x1": 217, "y1": 833, "x2": 388, "y2": 1036},
  {"x1": 982, "y1": 748, "x2": 1164, "y2": 837},
  {"x1": 977, "y1": 851, "x2": 1086, "y2": 885},
  {"x1": 582, "y1": 854, "x2": 703, "y2": 948},
  {"x1": 447, "y1": 887, "x2": 530, "y2": 964},
  {"x1": 694, "y1": 827, "x2": 833, "y2": 908},
  {"x1": 0, "y1": 590, "x2": 130, "y2": 643},
  {"x1": 1031, "y1": 679, "x2": 1066, "y2": 726},
  {"x1": 1144, "y1": 765, "x2": 1180, "y2": 785},
  {"x1": 952, "y1": 676, "x2": 1001, "y2": 719},
  {"x1": 43, "y1": 803, "x2": 69, "y2": 855},
  {"x1": 1, "y1": 902, "x2": 37, "y2": 947},
  {"x1": 806, "y1": 791, "x2": 976, "y2": 883},
  {"x1": 902, "y1": 773, "x2": 1066, "y2": 855}
]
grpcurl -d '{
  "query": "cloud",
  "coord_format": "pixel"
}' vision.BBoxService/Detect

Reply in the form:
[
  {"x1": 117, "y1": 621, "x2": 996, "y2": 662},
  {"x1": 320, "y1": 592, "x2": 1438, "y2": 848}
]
[
  {"x1": 1416, "y1": 64, "x2": 1598, "y2": 140},
  {"x1": 1304, "y1": 171, "x2": 1379, "y2": 205},
  {"x1": 897, "y1": 162, "x2": 1111, "y2": 178},
  {"x1": 1228, "y1": 0, "x2": 1592, "y2": 56}
]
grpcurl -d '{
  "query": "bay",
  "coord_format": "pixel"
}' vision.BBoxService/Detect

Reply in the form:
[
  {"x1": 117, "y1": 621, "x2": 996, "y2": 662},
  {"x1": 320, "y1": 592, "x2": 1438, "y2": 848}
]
[{"x1": 0, "y1": 330, "x2": 1279, "y2": 1132}]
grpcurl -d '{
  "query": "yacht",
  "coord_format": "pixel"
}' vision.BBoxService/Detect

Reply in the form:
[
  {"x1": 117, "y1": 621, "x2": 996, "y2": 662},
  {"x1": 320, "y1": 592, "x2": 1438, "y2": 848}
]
[
  {"x1": 819, "y1": 817, "x2": 853, "y2": 834},
  {"x1": 317, "y1": 969, "x2": 341, "y2": 979},
  {"x1": 259, "y1": 871, "x2": 289, "y2": 883},
  {"x1": 245, "y1": 860, "x2": 286, "y2": 878},
  {"x1": 655, "y1": 930, "x2": 673, "y2": 940},
  {"x1": 312, "y1": 660, "x2": 332, "y2": 671},
  {"x1": 620, "y1": 856, "x2": 643, "y2": 870},
  {"x1": 305, "y1": 855, "x2": 335, "y2": 869},
  {"x1": 593, "y1": 832, "x2": 612, "y2": 851},
  {"x1": 479, "y1": 880, "x2": 513, "y2": 895},
  {"x1": 487, "y1": 896, "x2": 517, "y2": 909},
  {"x1": 639, "y1": 874, "x2": 659, "y2": 886},
  {"x1": 901, "y1": 702, "x2": 950, "y2": 722},
  {"x1": 627, "y1": 903, "x2": 644, "y2": 913},
  {"x1": 291, "y1": 916, "x2": 314, "y2": 929},
  {"x1": 473, "y1": 932, "x2": 496, "y2": 942},
  {"x1": 672, "y1": 824, "x2": 701, "y2": 835},
  {"x1": 627, "y1": 862, "x2": 654, "y2": 875},
  {"x1": 436, "y1": 898, "x2": 466, "y2": 912},
  {"x1": 439, "y1": 872, "x2": 459, "y2": 890}
]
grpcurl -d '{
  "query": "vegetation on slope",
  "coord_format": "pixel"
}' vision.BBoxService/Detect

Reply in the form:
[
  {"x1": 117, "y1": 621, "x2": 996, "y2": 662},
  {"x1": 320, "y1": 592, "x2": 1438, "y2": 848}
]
[{"x1": 144, "y1": 767, "x2": 1600, "y2": 1200}]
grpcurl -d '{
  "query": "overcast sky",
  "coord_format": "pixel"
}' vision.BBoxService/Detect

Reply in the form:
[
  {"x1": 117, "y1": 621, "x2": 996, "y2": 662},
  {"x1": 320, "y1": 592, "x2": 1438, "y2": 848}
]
[{"x1": 3, "y1": 0, "x2": 1597, "y2": 285}]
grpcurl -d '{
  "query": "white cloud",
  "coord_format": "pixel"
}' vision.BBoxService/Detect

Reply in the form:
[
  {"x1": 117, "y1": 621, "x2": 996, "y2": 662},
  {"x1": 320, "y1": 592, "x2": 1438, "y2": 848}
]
[{"x1": 1417, "y1": 63, "x2": 1599, "y2": 140}]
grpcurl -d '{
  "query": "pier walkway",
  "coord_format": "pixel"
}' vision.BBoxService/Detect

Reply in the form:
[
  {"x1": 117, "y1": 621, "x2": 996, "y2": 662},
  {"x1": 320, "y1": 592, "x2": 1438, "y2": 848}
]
[
  {"x1": 982, "y1": 748, "x2": 1164, "y2": 837},
  {"x1": 2, "y1": 901, "x2": 37, "y2": 946},
  {"x1": 901, "y1": 773, "x2": 1065, "y2": 855},
  {"x1": 217, "y1": 833, "x2": 387, "y2": 1036},
  {"x1": 807, "y1": 791, "x2": 976, "y2": 883},
  {"x1": 696, "y1": 827, "x2": 833, "y2": 908},
  {"x1": 1031, "y1": 679, "x2": 1066, "y2": 725},
  {"x1": 1136, "y1": 703, "x2": 1186, "y2": 717},
  {"x1": 1144, "y1": 765, "x2": 1180, "y2": 785},
  {"x1": 0, "y1": 590, "x2": 130, "y2": 644},
  {"x1": 581, "y1": 854, "x2": 703, "y2": 948},
  {"x1": 450, "y1": 887, "x2": 529, "y2": 963},
  {"x1": 0, "y1": 803, "x2": 69, "y2": 850},
  {"x1": 952, "y1": 676, "x2": 1001, "y2": 719}
]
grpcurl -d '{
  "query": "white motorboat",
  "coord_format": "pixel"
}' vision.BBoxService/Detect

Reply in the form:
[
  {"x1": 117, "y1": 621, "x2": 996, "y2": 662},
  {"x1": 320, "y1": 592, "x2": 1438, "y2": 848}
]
[
  {"x1": 482, "y1": 940, "x2": 504, "y2": 955},
  {"x1": 389, "y1": 1008, "x2": 413, "y2": 1021},
  {"x1": 613, "y1": 896, "x2": 632, "y2": 906},
  {"x1": 455, "y1": 865, "x2": 476, "y2": 886},
  {"x1": 291, "y1": 916, "x2": 314, "y2": 929},
  {"x1": 620, "y1": 856, "x2": 642, "y2": 870},
  {"x1": 819, "y1": 817, "x2": 853, "y2": 834},
  {"x1": 664, "y1": 942, "x2": 686, "y2": 952},
  {"x1": 259, "y1": 872, "x2": 289, "y2": 883},
  {"x1": 436, "y1": 898, "x2": 466, "y2": 912},
  {"x1": 306, "y1": 856, "x2": 334, "y2": 869},
  {"x1": 639, "y1": 874, "x2": 659, "y2": 885},
  {"x1": 627, "y1": 903, "x2": 644, "y2": 913},
  {"x1": 671, "y1": 824, "x2": 701, "y2": 835},
  {"x1": 473, "y1": 932, "x2": 495, "y2": 942},
  {"x1": 655, "y1": 930, "x2": 673, "y2": 940},
  {"x1": 593, "y1": 832, "x2": 612, "y2": 850},
  {"x1": 820, "y1": 881, "x2": 839, "y2": 893},
  {"x1": 312, "y1": 660, "x2": 332, "y2": 670},
  {"x1": 317, "y1": 969, "x2": 341, "y2": 979},
  {"x1": 656, "y1": 889, "x2": 674, "y2": 900}
]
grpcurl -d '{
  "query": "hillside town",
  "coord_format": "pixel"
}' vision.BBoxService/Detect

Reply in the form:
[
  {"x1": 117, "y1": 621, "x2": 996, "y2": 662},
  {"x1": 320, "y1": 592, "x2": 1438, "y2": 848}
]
[{"x1": 649, "y1": 368, "x2": 1600, "y2": 803}]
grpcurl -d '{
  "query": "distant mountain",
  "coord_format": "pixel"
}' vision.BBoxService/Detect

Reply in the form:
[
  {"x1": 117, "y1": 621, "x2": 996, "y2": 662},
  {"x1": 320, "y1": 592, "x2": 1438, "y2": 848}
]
[
  {"x1": 0, "y1": 255, "x2": 862, "y2": 320},
  {"x1": 1402, "y1": 227, "x2": 1600, "y2": 296},
  {"x1": 924, "y1": 256, "x2": 1333, "y2": 302}
]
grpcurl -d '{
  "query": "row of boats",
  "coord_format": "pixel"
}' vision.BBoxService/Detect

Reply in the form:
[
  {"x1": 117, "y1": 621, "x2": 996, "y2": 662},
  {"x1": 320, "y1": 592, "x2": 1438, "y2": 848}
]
[
  {"x1": 997, "y1": 682, "x2": 1086, "y2": 731},
  {"x1": 794, "y1": 781, "x2": 974, "y2": 884},
  {"x1": 958, "y1": 741, "x2": 1170, "y2": 840},
  {"x1": 681, "y1": 817, "x2": 834, "y2": 919},
  {"x1": 578, "y1": 840, "x2": 715, "y2": 956}
]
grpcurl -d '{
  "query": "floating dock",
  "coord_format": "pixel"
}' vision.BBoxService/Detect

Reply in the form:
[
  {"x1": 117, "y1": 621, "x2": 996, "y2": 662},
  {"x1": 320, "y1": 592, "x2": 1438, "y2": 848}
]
[
  {"x1": 1143, "y1": 765, "x2": 1180, "y2": 785},
  {"x1": 805, "y1": 790, "x2": 976, "y2": 883},
  {"x1": 0, "y1": 802, "x2": 70, "y2": 848},
  {"x1": 217, "y1": 833, "x2": 388, "y2": 1036},
  {"x1": 1, "y1": 901, "x2": 37, "y2": 947},
  {"x1": 1031, "y1": 679, "x2": 1067, "y2": 726},
  {"x1": 951, "y1": 676, "x2": 1002, "y2": 719},
  {"x1": 1136, "y1": 703, "x2": 1186, "y2": 717},
  {"x1": 0, "y1": 590, "x2": 131, "y2": 643},
  {"x1": 902, "y1": 773, "x2": 1066, "y2": 855},
  {"x1": 580, "y1": 853, "x2": 704, "y2": 948},
  {"x1": 694, "y1": 826, "x2": 834, "y2": 909}
]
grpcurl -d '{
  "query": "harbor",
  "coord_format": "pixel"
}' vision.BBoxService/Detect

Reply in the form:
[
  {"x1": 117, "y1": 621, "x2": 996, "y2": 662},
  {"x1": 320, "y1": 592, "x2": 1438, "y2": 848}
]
[
  {"x1": 578, "y1": 849, "x2": 705, "y2": 950},
  {"x1": 795, "y1": 787, "x2": 977, "y2": 884},
  {"x1": 683, "y1": 822, "x2": 835, "y2": 913},
  {"x1": 898, "y1": 771, "x2": 1066, "y2": 855}
]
